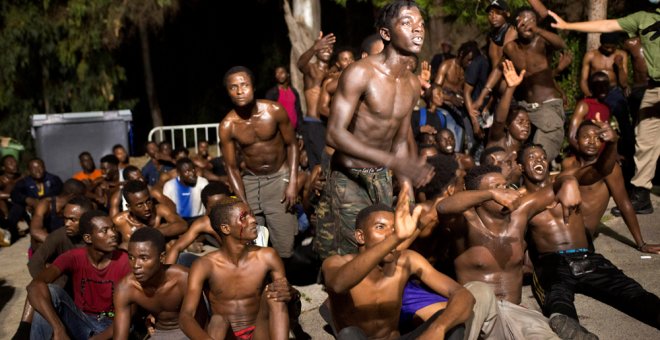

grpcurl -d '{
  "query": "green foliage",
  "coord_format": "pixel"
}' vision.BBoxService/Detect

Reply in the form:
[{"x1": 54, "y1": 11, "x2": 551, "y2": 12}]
[
  {"x1": 0, "y1": 0, "x2": 135, "y2": 158},
  {"x1": 555, "y1": 34, "x2": 585, "y2": 112}
]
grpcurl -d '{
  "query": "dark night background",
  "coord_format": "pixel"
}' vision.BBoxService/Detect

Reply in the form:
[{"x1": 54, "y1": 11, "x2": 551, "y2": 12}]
[{"x1": 121, "y1": 0, "x2": 377, "y2": 155}]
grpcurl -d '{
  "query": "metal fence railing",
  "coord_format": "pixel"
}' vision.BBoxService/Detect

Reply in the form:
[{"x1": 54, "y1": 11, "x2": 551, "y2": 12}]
[{"x1": 147, "y1": 123, "x2": 220, "y2": 157}]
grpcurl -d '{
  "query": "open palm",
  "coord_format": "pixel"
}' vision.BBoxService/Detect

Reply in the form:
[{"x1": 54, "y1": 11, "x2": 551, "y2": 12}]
[{"x1": 503, "y1": 60, "x2": 526, "y2": 88}]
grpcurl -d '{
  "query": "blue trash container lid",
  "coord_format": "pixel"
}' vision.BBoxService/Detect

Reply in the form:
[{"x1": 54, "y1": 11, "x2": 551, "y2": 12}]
[{"x1": 31, "y1": 110, "x2": 132, "y2": 127}]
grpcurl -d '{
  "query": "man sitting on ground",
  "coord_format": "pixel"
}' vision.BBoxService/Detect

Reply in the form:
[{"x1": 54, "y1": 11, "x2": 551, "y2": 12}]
[
  {"x1": 113, "y1": 180, "x2": 187, "y2": 250},
  {"x1": 27, "y1": 210, "x2": 129, "y2": 339},
  {"x1": 113, "y1": 227, "x2": 191, "y2": 340},
  {"x1": 322, "y1": 183, "x2": 480, "y2": 340},
  {"x1": 179, "y1": 197, "x2": 290, "y2": 339}
]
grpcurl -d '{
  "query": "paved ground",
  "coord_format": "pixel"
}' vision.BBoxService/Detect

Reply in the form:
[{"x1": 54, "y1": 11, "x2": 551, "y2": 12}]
[{"x1": 2, "y1": 194, "x2": 660, "y2": 339}]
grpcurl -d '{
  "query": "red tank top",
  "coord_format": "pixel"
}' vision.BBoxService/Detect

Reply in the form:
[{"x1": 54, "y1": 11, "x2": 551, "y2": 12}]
[{"x1": 583, "y1": 98, "x2": 610, "y2": 122}]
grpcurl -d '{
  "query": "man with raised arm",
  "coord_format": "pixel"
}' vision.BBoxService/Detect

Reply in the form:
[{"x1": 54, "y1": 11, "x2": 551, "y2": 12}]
[
  {"x1": 436, "y1": 162, "x2": 578, "y2": 339},
  {"x1": 548, "y1": 4, "x2": 660, "y2": 215},
  {"x1": 323, "y1": 183, "x2": 477, "y2": 340},
  {"x1": 520, "y1": 138, "x2": 660, "y2": 338}
]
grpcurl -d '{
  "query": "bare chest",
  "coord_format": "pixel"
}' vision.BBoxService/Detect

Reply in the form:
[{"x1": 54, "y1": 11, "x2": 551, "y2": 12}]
[{"x1": 232, "y1": 120, "x2": 279, "y2": 147}]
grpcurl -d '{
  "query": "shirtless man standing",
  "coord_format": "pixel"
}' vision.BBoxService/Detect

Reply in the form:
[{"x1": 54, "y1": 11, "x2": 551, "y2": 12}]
[
  {"x1": 580, "y1": 33, "x2": 635, "y2": 180},
  {"x1": 481, "y1": 8, "x2": 567, "y2": 164},
  {"x1": 113, "y1": 180, "x2": 187, "y2": 250},
  {"x1": 113, "y1": 227, "x2": 190, "y2": 340},
  {"x1": 436, "y1": 163, "x2": 580, "y2": 338},
  {"x1": 318, "y1": 0, "x2": 433, "y2": 259},
  {"x1": 317, "y1": 47, "x2": 355, "y2": 119},
  {"x1": 323, "y1": 183, "x2": 477, "y2": 339},
  {"x1": 297, "y1": 31, "x2": 336, "y2": 168},
  {"x1": 219, "y1": 66, "x2": 299, "y2": 261},
  {"x1": 562, "y1": 121, "x2": 660, "y2": 253},
  {"x1": 179, "y1": 197, "x2": 290, "y2": 339},
  {"x1": 521, "y1": 143, "x2": 660, "y2": 338}
]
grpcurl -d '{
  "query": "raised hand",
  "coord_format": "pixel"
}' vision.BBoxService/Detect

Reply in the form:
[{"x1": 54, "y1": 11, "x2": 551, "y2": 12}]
[
  {"x1": 593, "y1": 119, "x2": 618, "y2": 143},
  {"x1": 502, "y1": 60, "x2": 526, "y2": 88},
  {"x1": 547, "y1": 10, "x2": 568, "y2": 30},
  {"x1": 419, "y1": 60, "x2": 431, "y2": 84},
  {"x1": 314, "y1": 31, "x2": 336, "y2": 51},
  {"x1": 393, "y1": 182, "x2": 423, "y2": 241}
]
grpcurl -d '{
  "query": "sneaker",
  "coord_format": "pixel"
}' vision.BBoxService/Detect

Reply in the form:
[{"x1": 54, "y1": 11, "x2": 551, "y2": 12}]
[
  {"x1": 0, "y1": 228, "x2": 11, "y2": 247},
  {"x1": 549, "y1": 314, "x2": 599, "y2": 340},
  {"x1": 611, "y1": 187, "x2": 653, "y2": 216}
]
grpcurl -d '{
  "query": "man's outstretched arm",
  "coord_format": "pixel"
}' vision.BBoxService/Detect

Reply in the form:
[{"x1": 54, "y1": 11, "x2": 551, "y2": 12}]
[{"x1": 322, "y1": 184, "x2": 421, "y2": 294}]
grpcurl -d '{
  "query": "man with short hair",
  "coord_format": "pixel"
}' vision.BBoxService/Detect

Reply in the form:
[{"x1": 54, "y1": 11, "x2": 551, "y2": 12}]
[
  {"x1": 549, "y1": 5, "x2": 660, "y2": 216},
  {"x1": 164, "y1": 182, "x2": 231, "y2": 265},
  {"x1": 114, "y1": 180, "x2": 187, "y2": 250},
  {"x1": 113, "y1": 227, "x2": 190, "y2": 340},
  {"x1": 436, "y1": 161, "x2": 581, "y2": 339},
  {"x1": 91, "y1": 154, "x2": 120, "y2": 209},
  {"x1": 266, "y1": 66, "x2": 304, "y2": 133},
  {"x1": 520, "y1": 140, "x2": 660, "y2": 338},
  {"x1": 319, "y1": 0, "x2": 434, "y2": 259},
  {"x1": 562, "y1": 121, "x2": 660, "y2": 252},
  {"x1": 580, "y1": 33, "x2": 635, "y2": 181},
  {"x1": 73, "y1": 152, "x2": 103, "y2": 184},
  {"x1": 12, "y1": 196, "x2": 94, "y2": 339},
  {"x1": 219, "y1": 66, "x2": 299, "y2": 261},
  {"x1": 162, "y1": 157, "x2": 209, "y2": 222},
  {"x1": 323, "y1": 183, "x2": 482, "y2": 339},
  {"x1": 27, "y1": 210, "x2": 129, "y2": 339},
  {"x1": 179, "y1": 197, "x2": 290, "y2": 339},
  {"x1": 108, "y1": 165, "x2": 174, "y2": 218},
  {"x1": 29, "y1": 179, "x2": 86, "y2": 251},
  {"x1": 8, "y1": 158, "x2": 63, "y2": 244}
]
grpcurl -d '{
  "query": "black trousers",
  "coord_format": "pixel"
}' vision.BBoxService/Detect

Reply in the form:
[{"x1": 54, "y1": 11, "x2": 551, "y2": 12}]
[{"x1": 532, "y1": 251, "x2": 660, "y2": 329}]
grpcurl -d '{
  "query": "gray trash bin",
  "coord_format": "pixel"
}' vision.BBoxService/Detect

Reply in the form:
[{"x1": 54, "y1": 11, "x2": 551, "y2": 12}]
[{"x1": 31, "y1": 110, "x2": 133, "y2": 180}]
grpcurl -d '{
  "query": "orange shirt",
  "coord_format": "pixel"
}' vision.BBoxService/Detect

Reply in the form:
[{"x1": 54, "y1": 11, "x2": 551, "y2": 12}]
[{"x1": 72, "y1": 169, "x2": 103, "y2": 181}]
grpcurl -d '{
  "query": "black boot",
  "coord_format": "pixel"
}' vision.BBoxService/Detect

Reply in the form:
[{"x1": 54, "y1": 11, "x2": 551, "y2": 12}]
[{"x1": 612, "y1": 186, "x2": 653, "y2": 216}]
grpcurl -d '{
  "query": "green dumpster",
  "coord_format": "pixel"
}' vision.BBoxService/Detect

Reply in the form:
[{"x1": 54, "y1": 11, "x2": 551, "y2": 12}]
[{"x1": 0, "y1": 137, "x2": 25, "y2": 160}]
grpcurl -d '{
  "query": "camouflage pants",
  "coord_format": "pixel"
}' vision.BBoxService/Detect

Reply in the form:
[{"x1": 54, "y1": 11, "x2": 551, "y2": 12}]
[{"x1": 313, "y1": 166, "x2": 392, "y2": 260}]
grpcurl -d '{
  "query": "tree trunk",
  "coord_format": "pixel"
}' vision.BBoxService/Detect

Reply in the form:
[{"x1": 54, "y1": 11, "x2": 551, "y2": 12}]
[
  {"x1": 139, "y1": 21, "x2": 164, "y2": 128},
  {"x1": 587, "y1": 0, "x2": 608, "y2": 51},
  {"x1": 283, "y1": 0, "x2": 319, "y2": 115},
  {"x1": 41, "y1": 62, "x2": 51, "y2": 113}
]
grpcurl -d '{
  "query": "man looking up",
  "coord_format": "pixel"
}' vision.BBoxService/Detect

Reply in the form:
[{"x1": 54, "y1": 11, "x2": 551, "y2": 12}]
[{"x1": 219, "y1": 66, "x2": 299, "y2": 261}]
